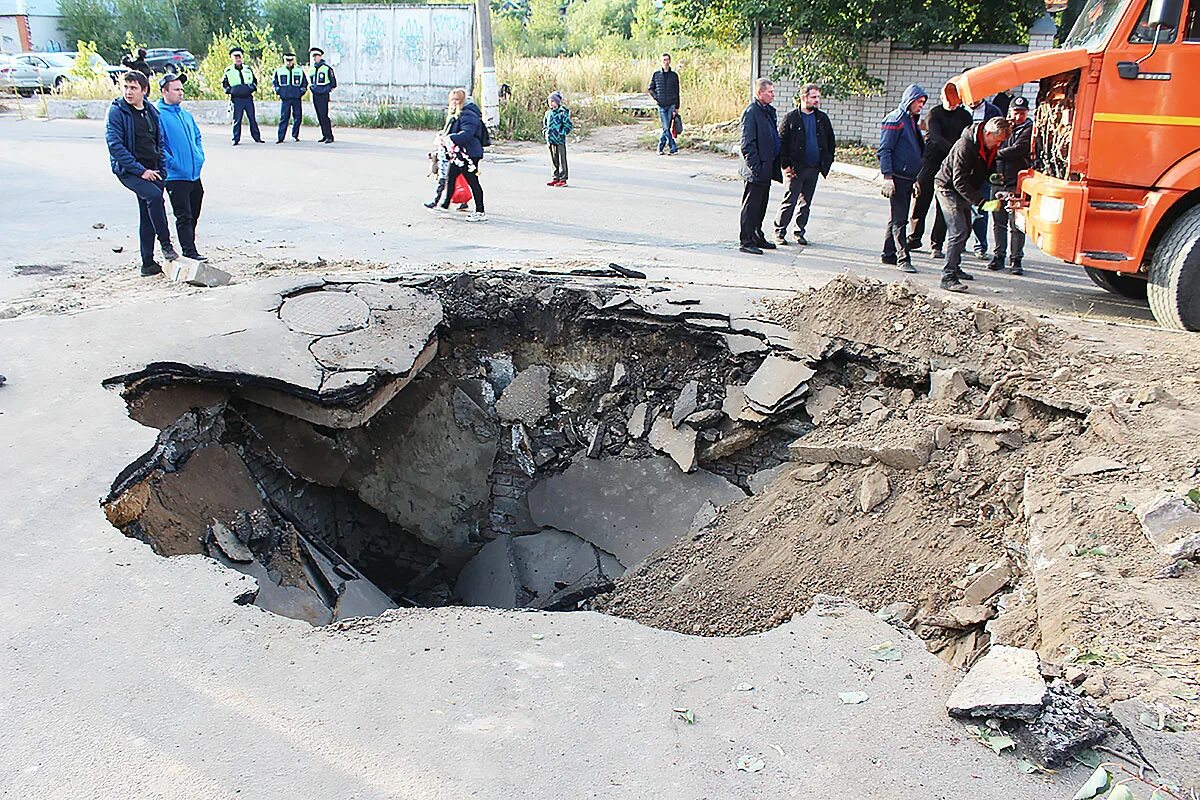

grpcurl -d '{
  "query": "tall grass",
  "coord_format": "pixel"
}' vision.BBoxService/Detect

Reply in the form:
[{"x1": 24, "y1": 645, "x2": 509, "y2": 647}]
[{"x1": 336, "y1": 103, "x2": 446, "y2": 130}]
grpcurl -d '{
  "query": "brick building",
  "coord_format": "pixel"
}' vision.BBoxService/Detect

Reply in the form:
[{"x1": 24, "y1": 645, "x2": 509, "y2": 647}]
[{"x1": 752, "y1": 14, "x2": 1058, "y2": 144}]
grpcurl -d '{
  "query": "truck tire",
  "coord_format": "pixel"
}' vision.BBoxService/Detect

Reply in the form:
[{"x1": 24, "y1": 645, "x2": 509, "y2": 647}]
[
  {"x1": 1084, "y1": 267, "x2": 1147, "y2": 299},
  {"x1": 1148, "y1": 205, "x2": 1200, "y2": 331}
]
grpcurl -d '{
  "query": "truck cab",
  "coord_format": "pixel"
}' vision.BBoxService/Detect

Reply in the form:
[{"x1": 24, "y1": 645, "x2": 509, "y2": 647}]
[{"x1": 950, "y1": 0, "x2": 1200, "y2": 329}]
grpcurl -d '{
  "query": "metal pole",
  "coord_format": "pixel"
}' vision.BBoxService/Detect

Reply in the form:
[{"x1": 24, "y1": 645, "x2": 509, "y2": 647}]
[{"x1": 475, "y1": 0, "x2": 499, "y2": 126}]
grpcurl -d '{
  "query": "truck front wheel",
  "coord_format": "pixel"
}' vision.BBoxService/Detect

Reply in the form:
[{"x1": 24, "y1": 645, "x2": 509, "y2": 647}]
[
  {"x1": 1084, "y1": 267, "x2": 1147, "y2": 299},
  {"x1": 1148, "y1": 205, "x2": 1200, "y2": 331}
]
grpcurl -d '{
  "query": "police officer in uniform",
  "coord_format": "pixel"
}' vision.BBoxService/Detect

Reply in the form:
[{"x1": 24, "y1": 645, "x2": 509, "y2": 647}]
[
  {"x1": 222, "y1": 46, "x2": 263, "y2": 145},
  {"x1": 272, "y1": 52, "x2": 308, "y2": 143},
  {"x1": 308, "y1": 47, "x2": 337, "y2": 144}
]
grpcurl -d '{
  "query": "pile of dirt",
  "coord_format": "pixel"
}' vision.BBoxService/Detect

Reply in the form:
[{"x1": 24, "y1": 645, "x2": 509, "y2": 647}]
[{"x1": 598, "y1": 274, "x2": 1200, "y2": 732}]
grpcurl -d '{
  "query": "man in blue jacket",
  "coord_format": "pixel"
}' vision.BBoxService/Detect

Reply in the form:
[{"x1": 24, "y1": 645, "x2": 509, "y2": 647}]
[
  {"x1": 737, "y1": 78, "x2": 783, "y2": 255},
  {"x1": 156, "y1": 72, "x2": 207, "y2": 261},
  {"x1": 272, "y1": 52, "x2": 308, "y2": 143},
  {"x1": 105, "y1": 70, "x2": 178, "y2": 276},
  {"x1": 309, "y1": 47, "x2": 338, "y2": 144},
  {"x1": 222, "y1": 46, "x2": 264, "y2": 146},
  {"x1": 877, "y1": 84, "x2": 928, "y2": 272}
]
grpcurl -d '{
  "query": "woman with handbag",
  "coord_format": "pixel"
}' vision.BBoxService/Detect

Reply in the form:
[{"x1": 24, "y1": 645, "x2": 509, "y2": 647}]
[
  {"x1": 439, "y1": 88, "x2": 488, "y2": 222},
  {"x1": 426, "y1": 91, "x2": 470, "y2": 211}
]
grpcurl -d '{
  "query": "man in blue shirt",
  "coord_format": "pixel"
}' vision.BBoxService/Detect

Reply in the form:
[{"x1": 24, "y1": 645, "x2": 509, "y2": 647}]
[
  {"x1": 774, "y1": 83, "x2": 836, "y2": 246},
  {"x1": 156, "y1": 72, "x2": 207, "y2": 261}
]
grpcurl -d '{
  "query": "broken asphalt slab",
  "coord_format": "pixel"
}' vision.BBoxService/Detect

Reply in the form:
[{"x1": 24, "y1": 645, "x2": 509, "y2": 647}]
[{"x1": 0, "y1": 273, "x2": 1090, "y2": 798}]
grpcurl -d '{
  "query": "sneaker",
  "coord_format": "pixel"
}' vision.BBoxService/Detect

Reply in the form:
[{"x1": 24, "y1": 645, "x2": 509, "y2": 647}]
[
  {"x1": 466, "y1": 211, "x2": 487, "y2": 222},
  {"x1": 657, "y1": 149, "x2": 665, "y2": 155},
  {"x1": 956, "y1": 269, "x2": 975, "y2": 281},
  {"x1": 293, "y1": 136, "x2": 300, "y2": 142},
  {"x1": 973, "y1": 248, "x2": 988, "y2": 261},
  {"x1": 987, "y1": 258, "x2": 1004, "y2": 271},
  {"x1": 1010, "y1": 262, "x2": 1024, "y2": 276},
  {"x1": 546, "y1": 179, "x2": 558, "y2": 186},
  {"x1": 276, "y1": 138, "x2": 284, "y2": 144},
  {"x1": 930, "y1": 247, "x2": 944, "y2": 259},
  {"x1": 739, "y1": 244, "x2": 763, "y2": 255},
  {"x1": 881, "y1": 254, "x2": 898, "y2": 266},
  {"x1": 556, "y1": 180, "x2": 567, "y2": 187},
  {"x1": 456, "y1": 204, "x2": 470, "y2": 212},
  {"x1": 668, "y1": 149, "x2": 678, "y2": 155},
  {"x1": 941, "y1": 278, "x2": 969, "y2": 293},
  {"x1": 253, "y1": 138, "x2": 265, "y2": 144},
  {"x1": 140, "y1": 261, "x2": 163, "y2": 276},
  {"x1": 183, "y1": 250, "x2": 207, "y2": 262},
  {"x1": 232, "y1": 141, "x2": 239, "y2": 146},
  {"x1": 898, "y1": 261, "x2": 918, "y2": 274},
  {"x1": 774, "y1": 234, "x2": 789, "y2": 245},
  {"x1": 161, "y1": 242, "x2": 179, "y2": 261},
  {"x1": 794, "y1": 234, "x2": 809, "y2": 246},
  {"x1": 322, "y1": 139, "x2": 334, "y2": 145}
]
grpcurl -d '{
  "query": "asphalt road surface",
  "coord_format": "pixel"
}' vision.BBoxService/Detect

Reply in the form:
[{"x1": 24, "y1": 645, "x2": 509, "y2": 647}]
[{"x1": 0, "y1": 114, "x2": 1154, "y2": 326}]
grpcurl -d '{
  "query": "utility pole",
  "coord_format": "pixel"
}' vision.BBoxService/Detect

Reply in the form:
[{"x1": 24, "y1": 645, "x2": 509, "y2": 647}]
[{"x1": 475, "y1": 0, "x2": 499, "y2": 126}]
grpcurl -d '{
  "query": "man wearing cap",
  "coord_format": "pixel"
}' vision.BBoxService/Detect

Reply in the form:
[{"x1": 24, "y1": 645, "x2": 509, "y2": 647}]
[
  {"x1": 990, "y1": 96, "x2": 1034, "y2": 275},
  {"x1": 222, "y1": 46, "x2": 264, "y2": 145},
  {"x1": 272, "y1": 52, "x2": 308, "y2": 143},
  {"x1": 156, "y1": 73, "x2": 207, "y2": 261},
  {"x1": 308, "y1": 47, "x2": 337, "y2": 144}
]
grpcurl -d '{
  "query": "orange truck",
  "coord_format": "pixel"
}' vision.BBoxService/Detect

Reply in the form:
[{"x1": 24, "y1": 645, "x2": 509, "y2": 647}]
[{"x1": 950, "y1": 0, "x2": 1200, "y2": 330}]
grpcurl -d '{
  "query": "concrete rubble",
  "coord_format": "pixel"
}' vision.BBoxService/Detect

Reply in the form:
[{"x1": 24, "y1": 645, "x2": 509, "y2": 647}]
[
  {"x1": 168, "y1": 259, "x2": 232, "y2": 287},
  {"x1": 946, "y1": 645, "x2": 1047, "y2": 720},
  {"x1": 1134, "y1": 492, "x2": 1200, "y2": 559}
]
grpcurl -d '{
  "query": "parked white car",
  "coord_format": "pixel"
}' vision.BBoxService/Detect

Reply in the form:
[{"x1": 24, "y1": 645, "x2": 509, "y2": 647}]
[{"x1": 0, "y1": 52, "x2": 125, "y2": 95}]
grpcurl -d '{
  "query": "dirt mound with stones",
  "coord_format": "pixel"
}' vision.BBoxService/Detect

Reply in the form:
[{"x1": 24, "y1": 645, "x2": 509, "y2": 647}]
[{"x1": 598, "y1": 274, "x2": 1200, "y2": 735}]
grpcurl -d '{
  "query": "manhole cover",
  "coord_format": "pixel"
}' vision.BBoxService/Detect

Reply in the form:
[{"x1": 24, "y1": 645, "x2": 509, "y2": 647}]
[{"x1": 280, "y1": 291, "x2": 371, "y2": 336}]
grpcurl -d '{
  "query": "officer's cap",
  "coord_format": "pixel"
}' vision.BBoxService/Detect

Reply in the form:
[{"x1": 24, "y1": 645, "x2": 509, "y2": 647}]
[
  {"x1": 283, "y1": 52, "x2": 296, "y2": 58},
  {"x1": 309, "y1": 47, "x2": 324, "y2": 56},
  {"x1": 229, "y1": 46, "x2": 244, "y2": 56}
]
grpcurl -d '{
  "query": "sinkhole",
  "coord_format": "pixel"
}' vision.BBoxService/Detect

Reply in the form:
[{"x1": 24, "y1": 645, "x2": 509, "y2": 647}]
[{"x1": 101, "y1": 272, "x2": 925, "y2": 628}]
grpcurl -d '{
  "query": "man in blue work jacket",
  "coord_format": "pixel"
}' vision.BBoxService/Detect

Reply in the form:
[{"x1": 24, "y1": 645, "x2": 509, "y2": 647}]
[
  {"x1": 156, "y1": 72, "x2": 207, "y2": 261},
  {"x1": 272, "y1": 52, "x2": 308, "y2": 143},
  {"x1": 308, "y1": 47, "x2": 338, "y2": 144},
  {"x1": 222, "y1": 46, "x2": 264, "y2": 145}
]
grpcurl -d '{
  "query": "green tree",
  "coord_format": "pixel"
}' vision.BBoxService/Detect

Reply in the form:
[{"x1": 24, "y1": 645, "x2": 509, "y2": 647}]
[
  {"x1": 630, "y1": 0, "x2": 661, "y2": 42},
  {"x1": 262, "y1": 0, "x2": 310, "y2": 55},
  {"x1": 526, "y1": 0, "x2": 567, "y2": 55},
  {"x1": 59, "y1": 0, "x2": 123, "y2": 60}
]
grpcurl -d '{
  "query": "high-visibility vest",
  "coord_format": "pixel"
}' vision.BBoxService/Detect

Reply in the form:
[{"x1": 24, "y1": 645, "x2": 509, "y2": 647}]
[
  {"x1": 274, "y1": 66, "x2": 305, "y2": 86},
  {"x1": 310, "y1": 63, "x2": 333, "y2": 87},
  {"x1": 224, "y1": 65, "x2": 255, "y2": 86}
]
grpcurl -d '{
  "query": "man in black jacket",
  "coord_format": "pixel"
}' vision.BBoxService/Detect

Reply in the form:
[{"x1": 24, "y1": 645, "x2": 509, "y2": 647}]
[
  {"x1": 934, "y1": 117, "x2": 1012, "y2": 292},
  {"x1": 909, "y1": 85, "x2": 972, "y2": 257},
  {"x1": 738, "y1": 78, "x2": 783, "y2": 254},
  {"x1": 647, "y1": 53, "x2": 681, "y2": 155},
  {"x1": 989, "y1": 97, "x2": 1033, "y2": 275},
  {"x1": 773, "y1": 83, "x2": 835, "y2": 246}
]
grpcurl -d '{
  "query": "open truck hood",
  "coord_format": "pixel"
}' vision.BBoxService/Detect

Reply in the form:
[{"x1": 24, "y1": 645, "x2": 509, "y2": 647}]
[{"x1": 948, "y1": 48, "x2": 1091, "y2": 106}]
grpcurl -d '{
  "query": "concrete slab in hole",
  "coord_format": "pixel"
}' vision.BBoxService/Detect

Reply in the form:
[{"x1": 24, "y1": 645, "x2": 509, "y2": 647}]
[
  {"x1": 455, "y1": 535, "x2": 520, "y2": 608},
  {"x1": 527, "y1": 456, "x2": 744, "y2": 565},
  {"x1": 496, "y1": 364, "x2": 551, "y2": 426},
  {"x1": 512, "y1": 528, "x2": 602, "y2": 601},
  {"x1": 744, "y1": 355, "x2": 815, "y2": 413}
]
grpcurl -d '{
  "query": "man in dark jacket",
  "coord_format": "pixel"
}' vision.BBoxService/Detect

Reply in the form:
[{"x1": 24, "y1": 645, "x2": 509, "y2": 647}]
[
  {"x1": 105, "y1": 70, "x2": 178, "y2": 276},
  {"x1": 773, "y1": 82, "x2": 835, "y2": 246},
  {"x1": 309, "y1": 47, "x2": 338, "y2": 144},
  {"x1": 968, "y1": 96, "x2": 1003, "y2": 258},
  {"x1": 909, "y1": 84, "x2": 972, "y2": 257},
  {"x1": 272, "y1": 52, "x2": 308, "y2": 143},
  {"x1": 877, "y1": 84, "x2": 927, "y2": 272},
  {"x1": 737, "y1": 78, "x2": 783, "y2": 254},
  {"x1": 989, "y1": 96, "x2": 1033, "y2": 275},
  {"x1": 120, "y1": 48, "x2": 151, "y2": 77},
  {"x1": 934, "y1": 117, "x2": 1012, "y2": 292},
  {"x1": 222, "y1": 47, "x2": 263, "y2": 145},
  {"x1": 439, "y1": 90, "x2": 488, "y2": 221},
  {"x1": 647, "y1": 53, "x2": 681, "y2": 155}
]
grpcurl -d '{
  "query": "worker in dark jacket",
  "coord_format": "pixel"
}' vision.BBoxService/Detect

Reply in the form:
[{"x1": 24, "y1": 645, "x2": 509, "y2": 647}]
[
  {"x1": 309, "y1": 47, "x2": 338, "y2": 144},
  {"x1": 120, "y1": 48, "x2": 151, "y2": 77},
  {"x1": 105, "y1": 70, "x2": 177, "y2": 276},
  {"x1": 737, "y1": 78, "x2": 783, "y2": 254},
  {"x1": 222, "y1": 46, "x2": 263, "y2": 145},
  {"x1": 968, "y1": 96, "x2": 1003, "y2": 258},
  {"x1": 272, "y1": 52, "x2": 308, "y2": 143},
  {"x1": 934, "y1": 117, "x2": 1012, "y2": 292},
  {"x1": 909, "y1": 84, "x2": 972, "y2": 257},
  {"x1": 647, "y1": 53, "x2": 681, "y2": 155},
  {"x1": 773, "y1": 82, "x2": 835, "y2": 246},
  {"x1": 990, "y1": 96, "x2": 1033, "y2": 275},
  {"x1": 877, "y1": 84, "x2": 927, "y2": 272}
]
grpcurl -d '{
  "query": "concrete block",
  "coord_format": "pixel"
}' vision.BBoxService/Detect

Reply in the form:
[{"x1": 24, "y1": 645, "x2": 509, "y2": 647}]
[
  {"x1": 946, "y1": 645, "x2": 1047, "y2": 720},
  {"x1": 169, "y1": 260, "x2": 232, "y2": 287},
  {"x1": 1135, "y1": 493, "x2": 1200, "y2": 559}
]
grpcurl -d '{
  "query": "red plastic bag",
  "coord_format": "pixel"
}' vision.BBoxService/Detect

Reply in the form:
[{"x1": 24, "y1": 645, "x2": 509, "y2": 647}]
[{"x1": 450, "y1": 174, "x2": 472, "y2": 204}]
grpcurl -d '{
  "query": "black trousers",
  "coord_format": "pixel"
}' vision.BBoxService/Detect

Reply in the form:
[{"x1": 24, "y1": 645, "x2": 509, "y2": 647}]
[
  {"x1": 278, "y1": 98, "x2": 302, "y2": 141},
  {"x1": 118, "y1": 175, "x2": 172, "y2": 267},
  {"x1": 165, "y1": 179, "x2": 204, "y2": 255},
  {"x1": 739, "y1": 181, "x2": 771, "y2": 247},
  {"x1": 908, "y1": 166, "x2": 948, "y2": 248},
  {"x1": 313, "y1": 93, "x2": 333, "y2": 141},
  {"x1": 774, "y1": 166, "x2": 820, "y2": 237},
  {"x1": 231, "y1": 97, "x2": 260, "y2": 143},
  {"x1": 442, "y1": 158, "x2": 484, "y2": 212},
  {"x1": 549, "y1": 142, "x2": 568, "y2": 181},
  {"x1": 882, "y1": 175, "x2": 915, "y2": 263}
]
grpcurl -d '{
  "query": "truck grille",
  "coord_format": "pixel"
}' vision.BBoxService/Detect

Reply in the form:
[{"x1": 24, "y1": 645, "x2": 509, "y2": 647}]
[{"x1": 1035, "y1": 70, "x2": 1079, "y2": 181}]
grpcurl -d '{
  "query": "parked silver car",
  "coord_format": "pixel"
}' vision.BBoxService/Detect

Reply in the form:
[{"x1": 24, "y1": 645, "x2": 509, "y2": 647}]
[{"x1": 0, "y1": 52, "x2": 125, "y2": 95}]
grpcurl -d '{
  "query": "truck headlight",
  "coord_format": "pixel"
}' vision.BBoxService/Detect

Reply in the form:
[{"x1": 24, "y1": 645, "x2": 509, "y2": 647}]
[{"x1": 1038, "y1": 196, "x2": 1064, "y2": 225}]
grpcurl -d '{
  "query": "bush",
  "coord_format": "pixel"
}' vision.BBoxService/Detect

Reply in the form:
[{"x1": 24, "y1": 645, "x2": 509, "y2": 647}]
[
  {"x1": 196, "y1": 21, "x2": 285, "y2": 101},
  {"x1": 336, "y1": 103, "x2": 448, "y2": 130}
]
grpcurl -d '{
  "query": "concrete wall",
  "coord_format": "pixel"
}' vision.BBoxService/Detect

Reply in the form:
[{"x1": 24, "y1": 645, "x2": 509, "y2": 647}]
[
  {"x1": 755, "y1": 22, "x2": 1058, "y2": 146},
  {"x1": 0, "y1": 13, "x2": 64, "y2": 53},
  {"x1": 309, "y1": 4, "x2": 476, "y2": 106}
]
